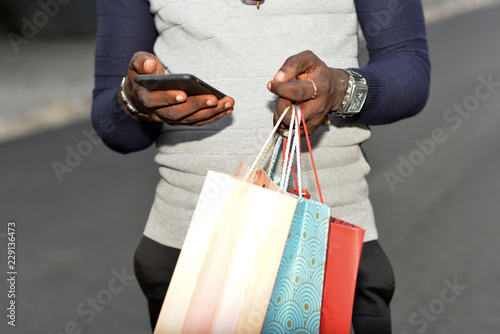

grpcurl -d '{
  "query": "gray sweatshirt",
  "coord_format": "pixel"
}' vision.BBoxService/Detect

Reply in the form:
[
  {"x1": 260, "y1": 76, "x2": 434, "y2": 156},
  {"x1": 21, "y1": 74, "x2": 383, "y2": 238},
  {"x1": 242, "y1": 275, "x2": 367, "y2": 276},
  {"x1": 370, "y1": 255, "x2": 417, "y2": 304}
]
[{"x1": 143, "y1": 0, "x2": 378, "y2": 249}]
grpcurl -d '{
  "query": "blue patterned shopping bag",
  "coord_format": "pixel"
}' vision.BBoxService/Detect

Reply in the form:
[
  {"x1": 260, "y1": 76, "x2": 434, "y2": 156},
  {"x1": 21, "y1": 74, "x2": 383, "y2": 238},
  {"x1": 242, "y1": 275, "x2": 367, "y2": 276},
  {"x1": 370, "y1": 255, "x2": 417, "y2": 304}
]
[
  {"x1": 261, "y1": 105, "x2": 331, "y2": 333},
  {"x1": 261, "y1": 195, "x2": 330, "y2": 333}
]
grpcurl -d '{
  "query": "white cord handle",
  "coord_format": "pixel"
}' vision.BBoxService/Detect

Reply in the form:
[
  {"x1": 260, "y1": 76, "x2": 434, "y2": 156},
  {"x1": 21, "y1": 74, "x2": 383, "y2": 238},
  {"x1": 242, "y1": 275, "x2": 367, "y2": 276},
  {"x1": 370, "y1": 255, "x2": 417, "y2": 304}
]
[
  {"x1": 280, "y1": 105, "x2": 303, "y2": 196},
  {"x1": 281, "y1": 106, "x2": 296, "y2": 189},
  {"x1": 245, "y1": 106, "x2": 292, "y2": 180}
]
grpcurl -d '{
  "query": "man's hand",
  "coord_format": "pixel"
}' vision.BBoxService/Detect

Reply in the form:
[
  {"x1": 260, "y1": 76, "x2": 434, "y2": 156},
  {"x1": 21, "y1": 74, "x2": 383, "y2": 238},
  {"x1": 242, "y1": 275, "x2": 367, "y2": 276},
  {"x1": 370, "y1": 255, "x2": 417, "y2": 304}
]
[
  {"x1": 121, "y1": 51, "x2": 235, "y2": 126},
  {"x1": 267, "y1": 50, "x2": 349, "y2": 135}
]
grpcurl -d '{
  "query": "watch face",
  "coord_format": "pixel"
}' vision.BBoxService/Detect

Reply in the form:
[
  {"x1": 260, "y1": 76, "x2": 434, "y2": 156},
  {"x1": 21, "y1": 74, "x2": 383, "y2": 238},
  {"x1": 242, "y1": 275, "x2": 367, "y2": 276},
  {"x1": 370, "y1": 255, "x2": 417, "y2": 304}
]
[{"x1": 349, "y1": 87, "x2": 368, "y2": 112}]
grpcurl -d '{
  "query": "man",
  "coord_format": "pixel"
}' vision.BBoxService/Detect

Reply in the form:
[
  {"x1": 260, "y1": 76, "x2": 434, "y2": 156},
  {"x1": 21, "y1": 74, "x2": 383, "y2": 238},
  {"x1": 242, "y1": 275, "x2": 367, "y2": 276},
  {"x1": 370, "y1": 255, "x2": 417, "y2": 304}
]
[{"x1": 92, "y1": 0, "x2": 430, "y2": 332}]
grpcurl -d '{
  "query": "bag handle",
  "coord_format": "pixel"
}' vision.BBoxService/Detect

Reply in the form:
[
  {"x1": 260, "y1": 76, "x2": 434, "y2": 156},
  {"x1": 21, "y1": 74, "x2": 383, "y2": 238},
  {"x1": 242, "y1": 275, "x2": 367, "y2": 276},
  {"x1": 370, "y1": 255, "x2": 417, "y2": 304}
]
[
  {"x1": 280, "y1": 105, "x2": 324, "y2": 203},
  {"x1": 281, "y1": 107, "x2": 302, "y2": 194},
  {"x1": 267, "y1": 135, "x2": 283, "y2": 177},
  {"x1": 246, "y1": 104, "x2": 324, "y2": 204},
  {"x1": 283, "y1": 109, "x2": 304, "y2": 196},
  {"x1": 281, "y1": 106, "x2": 298, "y2": 190},
  {"x1": 245, "y1": 106, "x2": 292, "y2": 180},
  {"x1": 297, "y1": 105, "x2": 324, "y2": 203}
]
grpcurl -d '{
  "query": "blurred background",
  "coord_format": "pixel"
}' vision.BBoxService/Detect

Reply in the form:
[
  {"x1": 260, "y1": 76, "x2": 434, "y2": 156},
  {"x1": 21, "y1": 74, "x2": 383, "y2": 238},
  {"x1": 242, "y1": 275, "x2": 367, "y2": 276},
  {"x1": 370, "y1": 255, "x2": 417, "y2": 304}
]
[{"x1": 1, "y1": 0, "x2": 499, "y2": 333}]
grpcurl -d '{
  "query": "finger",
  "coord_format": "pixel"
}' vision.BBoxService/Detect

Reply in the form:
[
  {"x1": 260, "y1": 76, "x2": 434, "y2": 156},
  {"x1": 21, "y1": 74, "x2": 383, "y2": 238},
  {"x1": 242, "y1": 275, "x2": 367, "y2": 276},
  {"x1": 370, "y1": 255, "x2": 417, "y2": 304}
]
[
  {"x1": 129, "y1": 51, "x2": 165, "y2": 75},
  {"x1": 267, "y1": 79, "x2": 316, "y2": 103},
  {"x1": 169, "y1": 101, "x2": 233, "y2": 126},
  {"x1": 302, "y1": 112, "x2": 324, "y2": 135},
  {"x1": 273, "y1": 98, "x2": 294, "y2": 134},
  {"x1": 295, "y1": 102, "x2": 327, "y2": 136},
  {"x1": 274, "y1": 98, "x2": 326, "y2": 136},
  {"x1": 188, "y1": 103, "x2": 234, "y2": 126},
  {"x1": 150, "y1": 113, "x2": 164, "y2": 123},
  {"x1": 273, "y1": 50, "x2": 318, "y2": 82},
  {"x1": 136, "y1": 88, "x2": 189, "y2": 109},
  {"x1": 156, "y1": 96, "x2": 234, "y2": 124},
  {"x1": 125, "y1": 53, "x2": 167, "y2": 110}
]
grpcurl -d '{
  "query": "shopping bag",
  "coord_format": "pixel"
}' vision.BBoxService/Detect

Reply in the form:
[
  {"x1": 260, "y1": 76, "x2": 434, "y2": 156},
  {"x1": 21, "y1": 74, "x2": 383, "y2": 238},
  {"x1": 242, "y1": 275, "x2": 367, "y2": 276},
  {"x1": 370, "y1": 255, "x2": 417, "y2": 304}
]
[
  {"x1": 154, "y1": 107, "x2": 298, "y2": 334},
  {"x1": 262, "y1": 106, "x2": 365, "y2": 334},
  {"x1": 321, "y1": 218, "x2": 364, "y2": 334},
  {"x1": 261, "y1": 105, "x2": 330, "y2": 332},
  {"x1": 261, "y1": 195, "x2": 330, "y2": 333},
  {"x1": 154, "y1": 171, "x2": 297, "y2": 334},
  {"x1": 236, "y1": 162, "x2": 283, "y2": 193}
]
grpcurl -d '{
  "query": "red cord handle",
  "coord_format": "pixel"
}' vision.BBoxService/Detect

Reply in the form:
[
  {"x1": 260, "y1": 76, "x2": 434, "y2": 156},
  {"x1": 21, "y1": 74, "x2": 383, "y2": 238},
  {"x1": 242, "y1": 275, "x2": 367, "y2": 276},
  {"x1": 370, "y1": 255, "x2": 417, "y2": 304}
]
[{"x1": 297, "y1": 106, "x2": 324, "y2": 203}]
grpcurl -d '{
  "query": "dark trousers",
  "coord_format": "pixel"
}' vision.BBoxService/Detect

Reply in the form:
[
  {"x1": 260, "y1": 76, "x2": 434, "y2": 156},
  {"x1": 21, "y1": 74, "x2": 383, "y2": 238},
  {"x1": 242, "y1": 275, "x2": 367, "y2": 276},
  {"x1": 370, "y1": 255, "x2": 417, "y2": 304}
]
[{"x1": 134, "y1": 236, "x2": 395, "y2": 333}]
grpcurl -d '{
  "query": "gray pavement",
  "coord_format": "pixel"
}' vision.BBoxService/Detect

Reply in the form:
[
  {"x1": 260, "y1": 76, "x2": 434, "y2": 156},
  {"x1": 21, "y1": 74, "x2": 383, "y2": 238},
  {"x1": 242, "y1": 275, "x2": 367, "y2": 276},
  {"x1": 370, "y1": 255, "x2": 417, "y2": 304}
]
[
  {"x1": 0, "y1": 37, "x2": 94, "y2": 143},
  {"x1": 363, "y1": 5, "x2": 500, "y2": 333},
  {"x1": 1, "y1": 2, "x2": 500, "y2": 334}
]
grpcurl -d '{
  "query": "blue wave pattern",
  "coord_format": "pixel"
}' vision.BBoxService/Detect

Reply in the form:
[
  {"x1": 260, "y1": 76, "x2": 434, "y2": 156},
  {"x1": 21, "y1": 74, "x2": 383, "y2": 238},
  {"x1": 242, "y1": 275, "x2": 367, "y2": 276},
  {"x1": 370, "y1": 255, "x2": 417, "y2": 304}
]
[{"x1": 262, "y1": 197, "x2": 330, "y2": 333}]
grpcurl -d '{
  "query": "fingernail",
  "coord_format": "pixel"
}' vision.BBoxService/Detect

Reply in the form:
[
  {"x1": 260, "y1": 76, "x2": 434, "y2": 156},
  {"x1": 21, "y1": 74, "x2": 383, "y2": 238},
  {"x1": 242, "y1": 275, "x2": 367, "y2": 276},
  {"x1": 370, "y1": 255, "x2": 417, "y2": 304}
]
[
  {"x1": 207, "y1": 99, "x2": 215, "y2": 106},
  {"x1": 224, "y1": 102, "x2": 232, "y2": 109},
  {"x1": 267, "y1": 82, "x2": 272, "y2": 90},
  {"x1": 176, "y1": 95, "x2": 185, "y2": 102},
  {"x1": 144, "y1": 59, "x2": 155, "y2": 72},
  {"x1": 274, "y1": 71, "x2": 285, "y2": 81}
]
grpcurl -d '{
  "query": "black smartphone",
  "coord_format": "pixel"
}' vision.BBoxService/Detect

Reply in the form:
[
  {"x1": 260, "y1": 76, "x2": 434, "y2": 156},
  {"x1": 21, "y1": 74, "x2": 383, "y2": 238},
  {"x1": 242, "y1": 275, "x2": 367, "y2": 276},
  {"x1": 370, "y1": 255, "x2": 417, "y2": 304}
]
[{"x1": 134, "y1": 74, "x2": 226, "y2": 99}]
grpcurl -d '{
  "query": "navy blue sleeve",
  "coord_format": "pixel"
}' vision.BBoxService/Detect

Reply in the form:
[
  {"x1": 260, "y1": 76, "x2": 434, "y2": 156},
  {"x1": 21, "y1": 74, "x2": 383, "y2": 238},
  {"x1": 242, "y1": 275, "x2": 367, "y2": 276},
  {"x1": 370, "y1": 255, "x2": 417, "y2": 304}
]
[
  {"x1": 91, "y1": 0, "x2": 161, "y2": 154},
  {"x1": 351, "y1": 0, "x2": 431, "y2": 125}
]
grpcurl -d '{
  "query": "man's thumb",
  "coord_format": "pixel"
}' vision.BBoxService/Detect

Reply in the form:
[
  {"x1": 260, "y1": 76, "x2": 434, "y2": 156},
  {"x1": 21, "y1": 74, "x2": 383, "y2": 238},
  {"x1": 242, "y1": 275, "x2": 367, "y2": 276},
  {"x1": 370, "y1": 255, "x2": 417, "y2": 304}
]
[{"x1": 130, "y1": 52, "x2": 161, "y2": 74}]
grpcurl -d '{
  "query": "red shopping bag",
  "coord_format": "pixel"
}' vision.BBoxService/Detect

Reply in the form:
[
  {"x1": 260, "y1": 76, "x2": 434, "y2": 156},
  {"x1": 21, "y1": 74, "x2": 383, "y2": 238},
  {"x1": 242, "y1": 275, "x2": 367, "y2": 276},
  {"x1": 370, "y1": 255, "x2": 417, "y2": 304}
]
[
  {"x1": 290, "y1": 106, "x2": 364, "y2": 333},
  {"x1": 321, "y1": 217, "x2": 364, "y2": 334}
]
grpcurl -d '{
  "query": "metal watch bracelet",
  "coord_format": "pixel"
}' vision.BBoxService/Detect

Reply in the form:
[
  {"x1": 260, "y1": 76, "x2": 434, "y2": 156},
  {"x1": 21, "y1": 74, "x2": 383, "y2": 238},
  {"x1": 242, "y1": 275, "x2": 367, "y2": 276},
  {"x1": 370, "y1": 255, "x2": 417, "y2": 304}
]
[
  {"x1": 119, "y1": 77, "x2": 149, "y2": 118},
  {"x1": 333, "y1": 69, "x2": 368, "y2": 117}
]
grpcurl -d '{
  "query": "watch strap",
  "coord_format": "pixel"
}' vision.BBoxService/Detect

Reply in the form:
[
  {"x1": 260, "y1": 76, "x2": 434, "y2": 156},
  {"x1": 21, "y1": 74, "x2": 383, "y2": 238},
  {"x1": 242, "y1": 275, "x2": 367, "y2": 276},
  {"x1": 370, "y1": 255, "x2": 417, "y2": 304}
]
[{"x1": 333, "y1": 69, "x2": 368, "y2": 117}]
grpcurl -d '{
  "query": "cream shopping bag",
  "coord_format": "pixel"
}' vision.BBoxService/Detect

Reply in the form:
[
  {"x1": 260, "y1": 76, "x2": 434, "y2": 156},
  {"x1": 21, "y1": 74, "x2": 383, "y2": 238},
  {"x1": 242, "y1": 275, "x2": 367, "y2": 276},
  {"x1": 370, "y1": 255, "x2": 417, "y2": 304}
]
[{"x1": 154, "y1": 171, "x2": 297, "y2": 334}]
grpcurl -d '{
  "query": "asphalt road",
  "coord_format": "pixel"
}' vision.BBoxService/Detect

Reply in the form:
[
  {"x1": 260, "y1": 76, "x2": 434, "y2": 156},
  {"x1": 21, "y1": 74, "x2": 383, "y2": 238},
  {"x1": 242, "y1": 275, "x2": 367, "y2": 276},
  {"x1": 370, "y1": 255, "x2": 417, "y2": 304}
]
[
  {"x1": 363, "y1": 5, "x2": 500, "y2": 333},
  {"x1": 1, "y1": 5, "x2": 500, "y2": 334}
]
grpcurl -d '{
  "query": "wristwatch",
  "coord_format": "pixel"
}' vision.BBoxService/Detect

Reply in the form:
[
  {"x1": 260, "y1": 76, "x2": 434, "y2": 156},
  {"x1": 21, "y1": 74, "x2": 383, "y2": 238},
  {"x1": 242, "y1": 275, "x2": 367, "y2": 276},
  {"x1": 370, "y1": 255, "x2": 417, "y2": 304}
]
[{"x1": 333, "y1": 69, "x2": 368, "y2": 117}]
